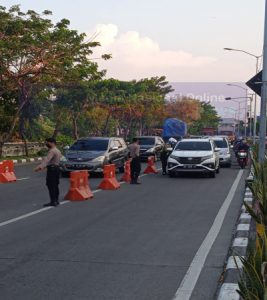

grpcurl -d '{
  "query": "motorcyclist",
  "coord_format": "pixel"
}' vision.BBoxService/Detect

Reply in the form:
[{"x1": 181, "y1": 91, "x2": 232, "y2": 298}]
[{"x1": 237, "y1": 139, "x2": 249, "y2": 152}]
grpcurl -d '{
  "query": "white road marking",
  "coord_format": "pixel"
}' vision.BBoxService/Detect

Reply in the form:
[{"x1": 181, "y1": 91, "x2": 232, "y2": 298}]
[
  {"x1": 172, "y1": 170, "x2": 243, "y2": 300},
  {"x1": 0, "y1": 168, "x2": 160, "y2": 228},
  {"x1": 239, "y1": 213, "x2": 251, "y2": 221},
  {"x1": 0, "y1": 207, "x2": 53, "y2": 228},
  {"x1": 237, "y1": 224, "x2": 250, "y2": 231},
  {"x1": 16, "y1": 177, "x2": 30, "y2": 181},
  {"x1": 233, "y1": 237, "x2": 248, "y2": 247},
  {"x1": 226, "y1": 256, "x2": 244, "y2": 269},
  {"x1": 217, "y1": 283, "x2": 240, "y2": 300}
]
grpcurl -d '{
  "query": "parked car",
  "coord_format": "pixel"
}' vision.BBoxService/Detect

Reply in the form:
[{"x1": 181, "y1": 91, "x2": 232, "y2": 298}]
[
  {"x1": 211, "y1": 137, "x2": 231, "y2": 167},
  {"x1": 167, "y1": 138, "x2": 220, "y2": 178},
  {"x1": 136, "y1": 136, "x2": 165, "y2": 161},
  {"x1": 60, "y1": 137, "x2": 129, "y2": 176}
]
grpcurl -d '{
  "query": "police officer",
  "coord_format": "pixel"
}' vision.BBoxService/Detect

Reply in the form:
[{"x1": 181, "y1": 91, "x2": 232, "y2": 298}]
[
  {"x1": 128, "y1": 138, "x2": 141, "y2": 184},
  {"x1": 34, "y1": 137, "x2": 62, "y2": 207},
  {"x1": 160, "y1": 145, "x2": 170, "y2": 175}
]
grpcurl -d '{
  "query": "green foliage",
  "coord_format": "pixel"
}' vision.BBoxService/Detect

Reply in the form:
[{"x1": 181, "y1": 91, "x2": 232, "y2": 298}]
[
  {"x1": 237, "y1": 153, "x2": 267, "y2": 299},
  {"x1": 189, "y1": 102, "x2": 220, "y2": 135},
  {"x1": 237, "y1": 233, "x2": 267, "y2": 300},
  {"x1": 56, "y1": 134, "x2": 74, "y2": 147},
  {"x1": 0, "y1": 5, "x2": 105, "y2": 148}
]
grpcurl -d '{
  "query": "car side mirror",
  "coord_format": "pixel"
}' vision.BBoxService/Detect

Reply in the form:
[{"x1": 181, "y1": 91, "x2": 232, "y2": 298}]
[
  {"x1": 215, "y1": 148, "x2": 220, "y2": 152},
  {"x1": 64, "y1": 146, "x2": 70, "y2": 151}
]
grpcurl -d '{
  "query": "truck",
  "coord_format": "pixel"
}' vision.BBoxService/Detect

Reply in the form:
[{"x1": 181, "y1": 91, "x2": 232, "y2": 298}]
[{"x1": 162, "y1": 118, "x2": 187, "y2": 141}]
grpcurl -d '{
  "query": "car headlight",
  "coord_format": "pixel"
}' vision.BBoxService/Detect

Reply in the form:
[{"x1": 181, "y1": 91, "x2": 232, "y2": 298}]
[
  {"x1": 146, "y1": 147, "x2": 155, "y2": 153},
  {"x1": 201, "y1": 155, "x2": 213, "y2": 162},
  {"x1": 169, "y1": 155, "x2": 179, "y2": 161},
  {"x1": 92, "y1": 156, "x2": 106, "y2": 163},
  {"x1": 60, "y1": 156, "x2": 67, "y2": 162}
]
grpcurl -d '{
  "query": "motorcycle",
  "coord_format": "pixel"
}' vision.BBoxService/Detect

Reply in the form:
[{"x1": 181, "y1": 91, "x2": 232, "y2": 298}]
[{"x1": 237, "y1": 150, "x2": 248, "y2": 169}]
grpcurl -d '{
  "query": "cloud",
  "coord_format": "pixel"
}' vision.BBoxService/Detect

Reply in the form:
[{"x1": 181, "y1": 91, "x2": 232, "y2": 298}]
[{"x1": 88, "y1": 24, "x2": 217, "y2": 81}]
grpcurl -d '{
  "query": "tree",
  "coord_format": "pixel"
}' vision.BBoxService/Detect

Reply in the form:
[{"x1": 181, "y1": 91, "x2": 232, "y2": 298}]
[
  {"x1": 189, "y1": 102, "x2": 220, "y2": 135},
  {"x1": 165, "y1": 97, "x2": 201, "y2": 124},
  {"x1": 0, "y1": 5, "x2": 104, "y2": 156}
]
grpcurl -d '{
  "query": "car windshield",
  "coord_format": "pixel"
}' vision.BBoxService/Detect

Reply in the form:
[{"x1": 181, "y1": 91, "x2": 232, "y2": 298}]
[
  {"x1": 214, "y1": 139, "x2": 228, "y2": 148},
  {"x1": 70, "y1": 139, "x2": 109, "y2": 151},
  {"x1": 138, "y1": 138, "x2": 155, "y2": 145},
  {"x1": 175, "y1": 141, "x2": 212, "y2": 151}
]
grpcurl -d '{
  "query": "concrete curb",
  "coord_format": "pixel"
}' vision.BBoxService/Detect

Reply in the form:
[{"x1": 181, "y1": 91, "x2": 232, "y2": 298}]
[
  {"x1": 11, "y1": 157, "x2": 43, "y2": 164},
  {"x1": 217, "y1": 185, "x2": 253, "y2": 300}
]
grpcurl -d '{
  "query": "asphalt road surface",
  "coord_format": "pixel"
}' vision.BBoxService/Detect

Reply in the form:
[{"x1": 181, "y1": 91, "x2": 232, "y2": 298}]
[{"x1": 0, "y1": 161, "x2": 248, "y2": 300}]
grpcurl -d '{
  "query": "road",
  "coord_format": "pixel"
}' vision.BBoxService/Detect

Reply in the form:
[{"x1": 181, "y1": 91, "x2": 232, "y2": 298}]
[{"x1": 0, "y1": 161, "x2": 248, "y2": 300}]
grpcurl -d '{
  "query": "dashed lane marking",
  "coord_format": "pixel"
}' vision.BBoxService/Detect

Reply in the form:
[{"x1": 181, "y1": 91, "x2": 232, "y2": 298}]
[
  {"x1": 0, "y1": 169, "x2": 161, "y2": 228},
  {"x1": 16, "y1": 177, "x2": 30, "y2": 181}
]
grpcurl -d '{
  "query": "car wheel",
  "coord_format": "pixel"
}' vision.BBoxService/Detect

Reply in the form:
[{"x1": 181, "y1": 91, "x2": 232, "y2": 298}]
[
  {"x1": 227, "y1": 163, "x2": 232, "y2": 168},
  {"x1": 209, "y1": 171, "x2": 216, "y2": 178}
]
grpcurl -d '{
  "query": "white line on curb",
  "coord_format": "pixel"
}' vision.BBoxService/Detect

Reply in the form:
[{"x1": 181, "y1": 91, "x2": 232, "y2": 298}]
[
  {"x1": 172, "y1": 170, "x2": 243, "y2": 300},
  {"x1": 217, "y1": 283, "x2": 239, "y2": 300},
  {"x1": 233, "y1": 238, "x2": 248, "y2": 248},
  {"x1": 240, "y1": 213, "x2": 251, "y2": 221},
  {"x1": 237, "y1": 224, "x2": 250, "y2": 231},
  {"x1": 226, "y1": 256, "x2": 244, "y2": 270}
]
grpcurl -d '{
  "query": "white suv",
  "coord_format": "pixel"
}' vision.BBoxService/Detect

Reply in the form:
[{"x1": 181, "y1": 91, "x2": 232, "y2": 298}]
[
  {"x1": 167, "y1": 139, "x2": 220, "y2": 178},
  {"x1": 211, "y1": 137, "x2": 231, "y2": 167}
]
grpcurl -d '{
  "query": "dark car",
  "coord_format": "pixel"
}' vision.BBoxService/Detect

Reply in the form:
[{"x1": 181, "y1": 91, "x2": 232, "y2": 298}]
[
  {"x1": 60, "y1": 137, "x2": 129, "y2": 176},
  {"x1": 136, "y1": 136, "x2": 165, "y2": 161}
]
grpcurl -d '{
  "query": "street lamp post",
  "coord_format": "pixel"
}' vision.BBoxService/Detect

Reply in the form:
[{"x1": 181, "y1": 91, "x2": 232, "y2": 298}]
[
  {"x1": 225, "y1": 97, "x2": 251, "y2": 138},
  {"x1": 224, "y1": 48, "x2": 262, "y2": 144},
  {"x1": 259, "y1": 0, "x2": 267, "y2": 162},
  {"x1": 226, "y1": 84, "x2": 248, "y2": 138}
]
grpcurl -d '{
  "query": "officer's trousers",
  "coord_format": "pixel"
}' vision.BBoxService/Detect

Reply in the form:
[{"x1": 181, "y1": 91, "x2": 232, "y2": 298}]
[
  {"x1": 130, "y1": 157, "x2": 141, "y2": 183},
  {"x1": 46, "y1": 165, "x2": 60, "y2": 204}
]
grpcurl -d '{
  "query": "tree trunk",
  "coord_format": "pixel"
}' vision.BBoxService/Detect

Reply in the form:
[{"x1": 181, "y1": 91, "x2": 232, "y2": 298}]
[
  {"x1": 72, "y1": 115, "x2": 79, "y2": 140},
  {"x1": 124, "y1": 117, "x2": 133, "y2": 140},
  {"x1": 0, "y1": 141, "x2": 4, "y2": 159},
  {"x1": 52, "y1": 117, "x2": 61, "y2": 139},
  {"x1": 102, "y1": 111, "x2": 112, "y2": 136},
  {"x1": 19, "y1": 115, "x2": 29, "y2": 157},
  {"x1": 18, "y1": 91, "x2": 29, "y2": 156}
]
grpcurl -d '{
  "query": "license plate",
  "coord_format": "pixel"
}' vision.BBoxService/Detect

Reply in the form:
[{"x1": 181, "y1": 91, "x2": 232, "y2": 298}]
[{"x1": 184, "y1": 165, "x2": 194, "y2": 169}]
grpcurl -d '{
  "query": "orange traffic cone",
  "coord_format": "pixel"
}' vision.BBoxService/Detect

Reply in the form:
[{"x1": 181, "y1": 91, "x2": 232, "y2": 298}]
[
  {"x1": 0, "y1": 160, "x2": 17, "y2": 183},
  {"x1": 98, "y1": 164, "x2": 120, "y2": 190},
  {"x1": 144, "y1": 156, "x2": 158, "y2": 174},
  {"x1": 120, "y1": 160, "x2": 131, "y2": 183},
  {"x1": 64, "y1": 170, "x2": 93, "y2": 201}
]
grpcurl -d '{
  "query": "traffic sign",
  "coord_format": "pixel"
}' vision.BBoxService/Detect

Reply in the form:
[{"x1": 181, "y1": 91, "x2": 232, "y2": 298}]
[{"x1": 246, "y1": 70, "x2": 262, "y2": 96}]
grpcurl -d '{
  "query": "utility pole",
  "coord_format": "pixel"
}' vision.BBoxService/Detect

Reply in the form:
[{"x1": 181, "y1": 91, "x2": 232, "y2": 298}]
[{"x1": 259, "y1": 0, "x2": 267, "y2": 162}]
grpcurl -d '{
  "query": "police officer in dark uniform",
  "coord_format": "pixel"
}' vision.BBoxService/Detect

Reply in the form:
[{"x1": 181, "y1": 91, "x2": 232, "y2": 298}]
[
  {"x1": 34, "y1": 137, "x2": 62, "y2": 207},
  {"x1": 128, "y1": 138, "x2": 141, "y2": 184}
]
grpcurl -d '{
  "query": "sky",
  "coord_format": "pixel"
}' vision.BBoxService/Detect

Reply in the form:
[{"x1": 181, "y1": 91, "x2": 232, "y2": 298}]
[
  {"x1": 1, "y1": 0, "x2": 264, "y2": 82},
  {"x1": 1, "y1": 0, "x2": 265, "y2": 117}
]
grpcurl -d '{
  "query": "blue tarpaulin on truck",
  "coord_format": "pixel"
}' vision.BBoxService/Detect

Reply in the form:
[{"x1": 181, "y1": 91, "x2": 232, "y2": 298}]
[{"x1": 162, "y1": 118, "x2": 187, "y2": 139}]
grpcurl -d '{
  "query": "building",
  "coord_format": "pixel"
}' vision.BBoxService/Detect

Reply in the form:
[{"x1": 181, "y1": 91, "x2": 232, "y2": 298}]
[{"x1": 218, "y1": 118, "x2": 238, "y2": 136}]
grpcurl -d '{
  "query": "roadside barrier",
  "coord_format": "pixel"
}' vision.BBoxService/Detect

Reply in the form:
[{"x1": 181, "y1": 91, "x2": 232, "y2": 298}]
[
  {"x1": 64, "y1": 170, "x2": 93, "y2": 201},
  {"x1": 98, "y1": 164, "x2": 120, "y2": 190},
  {"x1": 143, "y1": 156, "x2": 158, "y2": 174},
  {"x1": 0, "y1": 160, "x2": 16, "y2": 183},
  {"x1": 120, "y1": 160, "x2": 131, "y2": 183}
]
